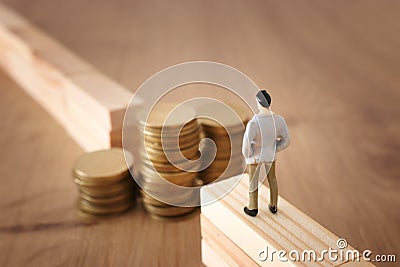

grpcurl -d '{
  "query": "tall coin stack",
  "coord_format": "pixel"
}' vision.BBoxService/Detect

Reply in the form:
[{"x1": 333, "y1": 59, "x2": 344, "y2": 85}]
[
  {"x1": 72, "y1": 148, "x2": 137, "y2": 216},
  {"x1": 197, "y1": 103, "x2": 249, "y2": 184},
  {"x1": 137, "y1": 104, "x2": 201, "y2": 218}
]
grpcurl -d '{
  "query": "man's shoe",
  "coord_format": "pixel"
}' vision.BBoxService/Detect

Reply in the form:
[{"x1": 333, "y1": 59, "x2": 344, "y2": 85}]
[
  {"x1": 268, "y1": 204, "x2": 278, "y2": 214},
  {"x1": 244, "y1": 207, "x2": 258, "y2": 217}
]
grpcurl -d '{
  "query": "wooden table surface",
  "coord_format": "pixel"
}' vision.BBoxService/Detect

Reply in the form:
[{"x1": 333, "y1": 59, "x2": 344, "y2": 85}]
[{"x1": 0, "y1": 0, "x2": 399, "y2": 266}]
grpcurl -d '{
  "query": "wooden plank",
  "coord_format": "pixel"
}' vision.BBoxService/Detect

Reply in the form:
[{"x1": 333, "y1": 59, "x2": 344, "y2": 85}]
[
  {"x1": 201, "y1": 175, "x2": 375, "y2": 266},
  {"x1": 0, "y1": 3, "x2": 139, "y2": 151}
]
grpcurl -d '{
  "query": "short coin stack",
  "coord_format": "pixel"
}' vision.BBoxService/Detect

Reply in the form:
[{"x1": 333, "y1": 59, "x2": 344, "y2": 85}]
[
  {"x1": 197, "y1": 103, "x2": 249, "y2": 184},
  {"x1": 137, "y1": 104, "x2": 201, "y2": 218},
  {"x1": 72, "y1": 148, "x2": 137, "y2": 216}
]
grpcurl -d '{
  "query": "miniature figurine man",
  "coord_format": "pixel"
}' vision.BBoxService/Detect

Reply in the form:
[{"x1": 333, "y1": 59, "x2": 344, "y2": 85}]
[{"x1": 242, "y1": 90, "x2": 290, "y2": 216}]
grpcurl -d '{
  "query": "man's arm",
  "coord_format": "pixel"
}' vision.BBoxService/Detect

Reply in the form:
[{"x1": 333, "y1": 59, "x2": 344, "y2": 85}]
[
  {"x1": 276, "y1": 116, "x2": 290, "y2": 152},
  {"x1": 242, "y1": 119, "x2": 256, "y2": 158}
]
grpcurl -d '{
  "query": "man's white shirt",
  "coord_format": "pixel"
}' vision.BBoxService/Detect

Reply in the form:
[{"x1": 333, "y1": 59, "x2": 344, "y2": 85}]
[{"x1": 242, "y1": 112, "x2": 290, "y2": 164}]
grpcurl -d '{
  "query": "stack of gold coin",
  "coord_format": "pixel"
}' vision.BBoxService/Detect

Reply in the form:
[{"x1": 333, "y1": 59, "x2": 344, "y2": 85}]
[
  {"x1": 137, "y1": 103, "x2": 201, "y2": 218},
  {"x1": 197, "y1": 103, "x2": 249, "y2": 184},
  {"x1": 72, "y1": 148, "x2": 137, "y2": 216}
]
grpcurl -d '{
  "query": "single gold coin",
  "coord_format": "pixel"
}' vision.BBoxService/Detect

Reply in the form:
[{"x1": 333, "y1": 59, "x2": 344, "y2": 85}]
[
  {"x1": 141, "y1": 161, "x2": 182, "y2": 173},
  {"x1": 137, "y1": 103, "x2": 197, "y2": 128},
  {"x1": 139, "y1": 118, "x2": 199, "y2": 134},
  {"x1": 148, "y1": 207, "x2": 199, "y2": 222},
  {"x1": 140, "y1": 166, "x2": 197, "y2": 185},
  {"x1": 143, "y1": 204, "x2": 195, "y2": 217},
  {"x1": 77, "y1": 209, "x2": 122, "y2": 219},
  {"x1": 76, "y1": 175, "x2": 134, "y2": 189},
  {"x1": 140, "y1": 146, "x2": 200, "y2": 164},
  {"x1": 79, "y1": 197, "x2": 135, "y2": 211},
  {"x1": 140, "y1": 117, "x2": 198, "y2": 131},
  {"x1": 72, "y1": 173, "x2": 131, "y2": 187},
  {"x1": 78, "y1": 187, "x2": 135, "y2": 198},
  {"x1": 139, "y1": 163, "x2": 177, "y2": 177},
  {"x1": 140, "y1": 191, "x2": 195, "y2": 207},
  {"x1": 143, "y1": 132, "x2": 201, "y2": 150},
  {"x1": 141, "y1": 142, "x2": 200, "y2": 156},
  {"x1": 140, "y1": 172, "x2": 195, "y2": 187},
  {"x1": 142, "y1": 126, "x2": 200, "y2": 140},
  {"x1": 202, "y1": 125, "x2": 246, "y2": 138},
  {"x1": 141, "y1": 175, "x2": 194, "y2": 188},
  {"x1": 141, "y1": 182, "x2": 195, "y2": 196},
  {"x1": 79, "y1": 191, "x2": 135, "y2": 205},
  {"x1": 141, "y1": 194, "x2": 169, "y2": 207},
  {"x1": 78, "y1": 179, "x2": 135, "y2": 197},
  {"x1": 141, "y1": 154, "x2": 188, "y2": 166},
  {"x1": 78, "y1": 199, "x2": 134, "y2": 215},
  {"x1": 142, "y1": 141, "x2": 200, "y2": 153},
  {"x1": 139, "y1": 125, "x2": 200, "y2": 140},
  {"x1": 138, "y1": 119, "x2": 200, "y2": 133},
  {"x1": 141, "y1": 157, "x2": 201, "y2": 173},
  {"x1": 72, "y1": 148, "x2": 133, "y2": 183},
  {"x1": 139, "y1": 118, "x2": 198, "y2": 135},
  {"x1": 143, "y1": 139, "x2": 199, "y2": 152},
  {"x1": 140, "y1": 129, "x2": 200, "y2": 143}
]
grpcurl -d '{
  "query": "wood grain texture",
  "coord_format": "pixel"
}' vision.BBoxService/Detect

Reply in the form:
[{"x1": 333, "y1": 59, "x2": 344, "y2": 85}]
[
  {"x1": 0, "y1": 0, "x2": 399, "y2": 266},
  {"x1": 201, "y1": 215, "x2": 258, "y2": 267}
]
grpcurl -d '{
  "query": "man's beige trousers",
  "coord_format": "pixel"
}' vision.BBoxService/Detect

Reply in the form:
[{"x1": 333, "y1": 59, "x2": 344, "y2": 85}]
[{"x1": 248, "y1": 161, "x2": 278, "y2": 210}]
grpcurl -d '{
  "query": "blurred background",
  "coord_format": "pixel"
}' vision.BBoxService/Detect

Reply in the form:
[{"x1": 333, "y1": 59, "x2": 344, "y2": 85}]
[{"x1": 0, "y1": 0, "x2": 399, "y2": 266}]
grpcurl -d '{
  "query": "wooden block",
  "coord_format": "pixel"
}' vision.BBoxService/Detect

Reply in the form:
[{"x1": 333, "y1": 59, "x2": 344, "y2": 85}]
[
  {"x1": 0, "y1": 24, "x2": 68, "y2": 126},
  {"x1": 201, "y1": 175, "x2": 375, "y2": 266},
  {"x1": 64, "y1": 101, "x2": 117, "y2": 151},
  {"x1": 5, "y1": 23, "x2": 93, "y2": 74},
  {"x1": 0, "y1": 3, "x2": 141, "y2": 151},
  {"x1": 66, "y1": 70, "x2": 139, "y2": 131}
]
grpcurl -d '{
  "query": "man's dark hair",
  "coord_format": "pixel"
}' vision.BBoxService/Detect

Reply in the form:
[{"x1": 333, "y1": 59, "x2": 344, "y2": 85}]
[{"x1": 256, "y1": 90, "x2": 271, "y2": 108}]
